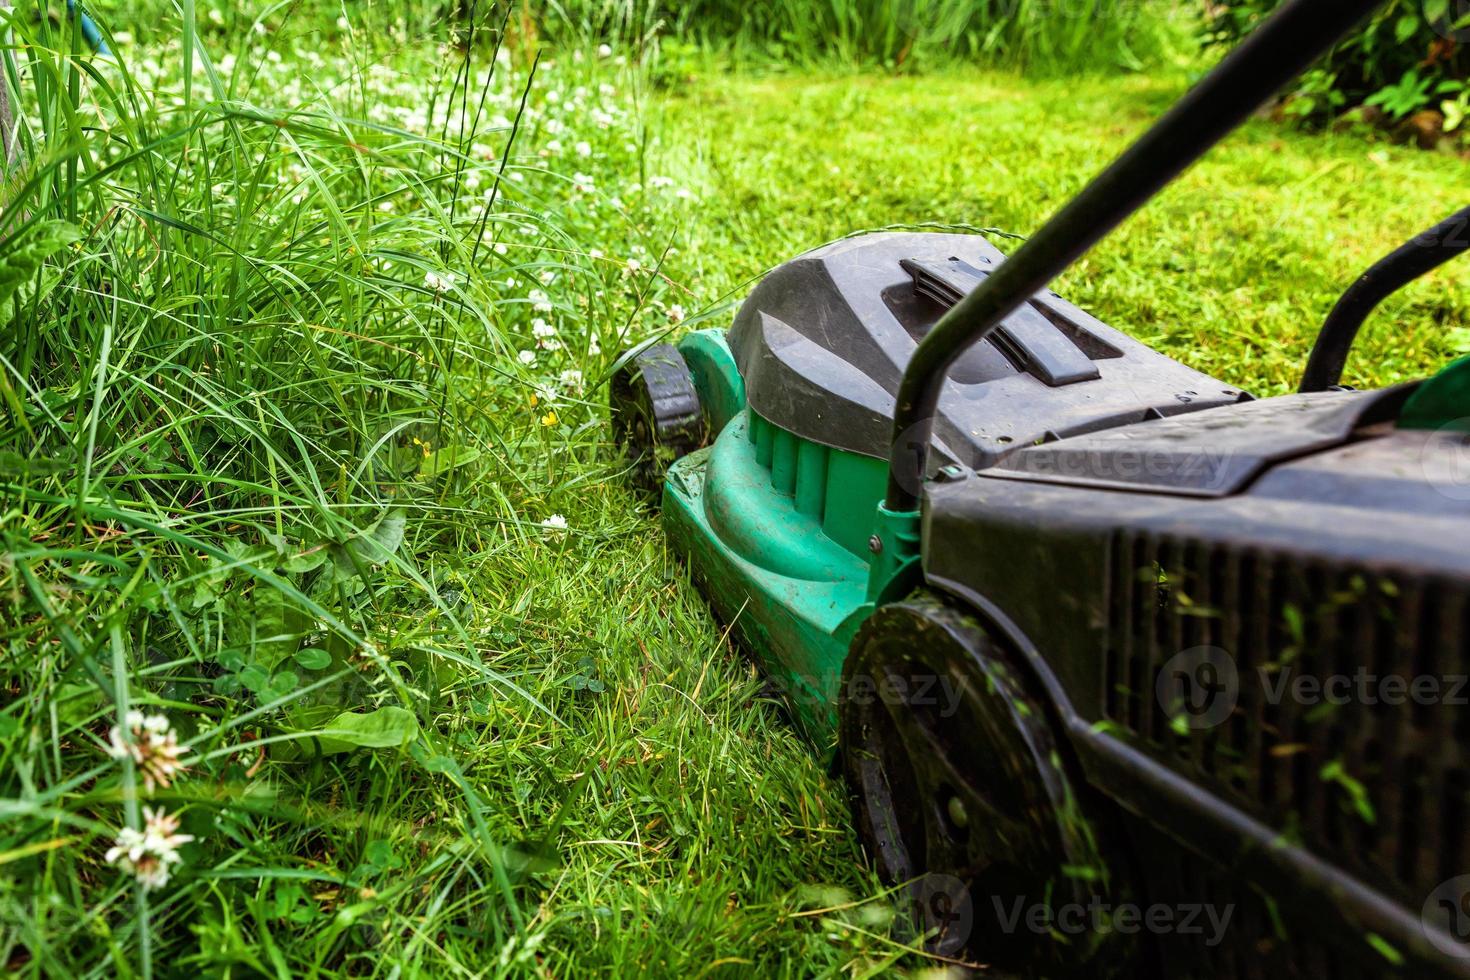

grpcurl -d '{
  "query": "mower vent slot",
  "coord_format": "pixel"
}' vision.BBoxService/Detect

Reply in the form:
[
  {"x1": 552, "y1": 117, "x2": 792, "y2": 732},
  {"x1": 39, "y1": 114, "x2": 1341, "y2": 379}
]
[{"x1": 1103, "y1": 530, "x2": 1470, "y2": 907}]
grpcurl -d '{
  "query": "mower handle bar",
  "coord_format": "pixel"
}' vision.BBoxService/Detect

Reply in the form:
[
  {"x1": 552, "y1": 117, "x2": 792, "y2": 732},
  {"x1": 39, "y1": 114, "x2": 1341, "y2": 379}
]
[
  {"x1": 1299, "y1": 203, "x2": 1470, "y2": 393},
  {"x1": 884, "y1": 0, "x2": 1385, "y2": 512}
]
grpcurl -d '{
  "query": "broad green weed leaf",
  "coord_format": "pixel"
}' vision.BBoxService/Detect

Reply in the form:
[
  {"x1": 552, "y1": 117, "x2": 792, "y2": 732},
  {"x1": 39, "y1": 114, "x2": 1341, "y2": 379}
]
[
  {"x1": 0, "y1": 220, "x2": 80, "y2": 313},
  {"x1": 310, "y1": 706, "x2": 419, "y2": 754}
]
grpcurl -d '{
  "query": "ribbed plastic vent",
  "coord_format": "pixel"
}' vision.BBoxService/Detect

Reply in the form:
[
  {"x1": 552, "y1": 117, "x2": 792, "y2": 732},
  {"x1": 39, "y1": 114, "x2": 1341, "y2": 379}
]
[{"x1": 1104, "y1": 530, "x2": 1470, "y2": 905}]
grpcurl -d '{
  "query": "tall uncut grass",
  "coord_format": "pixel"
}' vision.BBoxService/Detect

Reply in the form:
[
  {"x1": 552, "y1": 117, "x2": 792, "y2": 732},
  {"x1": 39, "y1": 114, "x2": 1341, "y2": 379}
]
[
  {"x1": 0, "y1": 1, "x2": 721, "y2": 973},
  {"x1": 537, "y1": 0, "x2": 1192, "y2": 72}
]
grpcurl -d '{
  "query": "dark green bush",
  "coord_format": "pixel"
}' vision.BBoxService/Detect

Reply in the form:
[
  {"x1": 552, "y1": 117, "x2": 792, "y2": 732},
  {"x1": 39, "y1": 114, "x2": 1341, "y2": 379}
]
[{"x1": 1205, "y1": 0, "x2": 1470, "y2": 133}]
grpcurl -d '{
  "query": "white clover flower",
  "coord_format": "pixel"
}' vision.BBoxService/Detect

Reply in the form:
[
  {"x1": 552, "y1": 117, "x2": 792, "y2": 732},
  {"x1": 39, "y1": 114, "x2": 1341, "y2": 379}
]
[
  {"x1": 509, "y1": 172, "x2": 525, "y2": 183},
  {"x1": 591, "y1": 108, "x2": 613, "y2": 129},
  {"x1": 546, "y1": 90, "x2": 560, "y2": 104},
  {"x1": 494, "y1": 243, "x2": 509, "y2": 255},
  {"x1": 528, "y1": 289, "x2": 554, "y2": 313},
  {"x1": 559, "y1": 369, "x2": 584, "y2": 391},
  {"x1": 589, "y1": 335, "x2": 602, "y2": 356},
  {"x1": 667, "y1": 304, "x2": 686, "y2": 325},
  {"x1": 105, "y1": 826, "x2": 148, "y2": 866},
  {"x1": 545, "y1": 118, "x2": 564, "y2": 135},
  {"x1": 588, "y1": 248, "x2": 604, "y2": 260},
  {"x1": 545, "y1": 139, "x2": 563, "y2": 156},
  {"x1": 424, "y1": 270, "x2": 458, "y2": 293},
  {"x1": 648, "y1": 175, "x2": 674, "y2": 189},
  {"x1": 597, "y1": 43, "x2": 613, "y2": 58},
  {"x1": 464, "y1": 171, "x2": 482, "y2": 190},
  {"x1": 539, "y1": 270, "x2": 557, "y2": 285},
  {"x1": 676, "y1": 188, "x2": 694, "y2": 201},
  {"x1": 538, "y1": 338, "x2": 562, "y2": 351},
  {"x1": 541, "y1": 514, "x2": 568, "y2": 531},
  {"x1": 106, "y1": 806, "x2": 195, "y2": 891},
  {"x1": 573, "y1": 173, "x2": 595, "y2": 194},
  {"x1": 624, "y1": 257, "x2": 641, "y2": 275},
  {"x1": 532, "y1": 318, "x2": 557, "y2": 338},
  {"x1": 517, "y1": 350, "x2": 537, "y2": 365},
  {"x1": 574, "y1": 141, "x2": 592, "y2": 158},
  {"x1": 106, "y1": 712, "x2": 187, "y2": 793},
  {"x1": 599, "y1": 83, "x2": 616, "y2": 97},
  {"x1": 377, "y1": 200, "x2": 394, "y2": 213}
]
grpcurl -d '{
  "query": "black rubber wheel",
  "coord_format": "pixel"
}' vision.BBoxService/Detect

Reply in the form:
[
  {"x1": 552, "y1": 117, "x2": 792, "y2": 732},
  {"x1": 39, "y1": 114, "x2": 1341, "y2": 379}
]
[
  {"x1": 839, "y1": 594, "x2": 1144, "y2": 977},
  {"x1": 609, "y1": 344, "x2": 706, "y2": 494}
]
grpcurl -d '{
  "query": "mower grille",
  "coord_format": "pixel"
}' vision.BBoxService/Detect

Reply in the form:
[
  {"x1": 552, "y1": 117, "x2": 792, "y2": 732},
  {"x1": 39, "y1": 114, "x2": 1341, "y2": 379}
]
[{"x1": 1102, "y1": 530, "x2": 1470, "y2": 907}]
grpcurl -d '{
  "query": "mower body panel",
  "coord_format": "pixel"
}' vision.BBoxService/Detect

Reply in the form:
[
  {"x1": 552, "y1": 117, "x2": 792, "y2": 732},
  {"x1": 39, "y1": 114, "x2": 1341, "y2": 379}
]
[
  {"x1": 726, "y1": 232, "x2": 1246, "y2": 470},
  {"x1": 921, "y1": 407, "x2": 1470, "y2": 977},
  {"x1": 662, "y1": 410, "x2": 884, "y2": 745}
]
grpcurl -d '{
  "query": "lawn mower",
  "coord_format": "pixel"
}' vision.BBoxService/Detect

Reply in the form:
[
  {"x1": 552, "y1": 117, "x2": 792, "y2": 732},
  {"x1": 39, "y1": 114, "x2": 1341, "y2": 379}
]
[{"x1": 611, "y1": 0, "x2": 1470, "y2": 975}]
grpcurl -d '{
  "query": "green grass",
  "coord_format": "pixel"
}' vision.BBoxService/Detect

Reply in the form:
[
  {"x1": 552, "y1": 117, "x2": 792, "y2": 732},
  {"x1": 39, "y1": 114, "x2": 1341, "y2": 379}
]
[
  {"x1": 539, "y1": 0, "x2": 1194, "y2": 73},
  {"x1": 659, "y1": 69, "x2": 1470, "y2": 393},
  {"x1": 2, "y1": 6, "x2": 1469, "y2": 979}
]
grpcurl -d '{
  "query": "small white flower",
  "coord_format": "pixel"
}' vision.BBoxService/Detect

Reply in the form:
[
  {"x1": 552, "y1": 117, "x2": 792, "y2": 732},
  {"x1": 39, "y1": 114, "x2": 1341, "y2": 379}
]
[
  {"x1": 529, "y1": 289, "x2": 554, "y2": 313},
  {"x1": 667, "y1": 304, "x2": 686, "y2": 325},
  {"x1": 532, "y1": 318, "x2": 557, "y2": 339},
  {"x1": 106, "y1": 712, "x2": 187, "y2": 792},
  {"x1": 676, "y1": 188, "x2": 694, "y2": 201},
  {"x1": 589, "y1": 335, "x2": 602, "y2": 356},
  {"x1": 424, "y1": 270, "x2": 458, "y2": 293},
  {"x1": 541, "y1": 514, "x2": 568, "y2": 531},
  {"x1": 106, "y1": 806, "x2": 195, "y2": 892},
  {"x1": 648, "y1": 175, "x2": 674, "y2": 189},
  {"x1": 517, "y1": 350, "x2": 537, "y2": 365},
  {"x1": 546, "y1": 90, "x2": 560, "y2": 104},
  {"x1": 545, "y1": 139, "x2": 563, "y2": 156},
  {"x1": 599, "y1": 83, "x2": 615, "y2": 97},
  {"x1": 377, "y1": 199, "x2": 394, "y2": 212},
  {"x1": 574, "y1": 141, "x2": 592, "y2": 158},
  {"x1": 539, "y1": 270, "x2": 557, "y2": 285},
  {"x1": 509, "y1": 171, "x2": 525, "y2": 183},
  {"x1": 588, "y1": 248, "x2": 604, "y2": 260},
  {"x1": 105, "y1": 827, "x2": 148, "y2": 866},
  {"x1": 559, "y1": 369, "x2": 584, "y2": 391},
  {"x1": 597, "y1": 43, "x2": 613, "y2": 58},
  {"x1": 624, "y1": 257, "x2": 641, "y2": 275},
  {"x1": 494, "y1": 243, "x2": 509, "y2": 256},
  {"x1": 572, "y1": 173, "x2": 595, "y2": 194}
]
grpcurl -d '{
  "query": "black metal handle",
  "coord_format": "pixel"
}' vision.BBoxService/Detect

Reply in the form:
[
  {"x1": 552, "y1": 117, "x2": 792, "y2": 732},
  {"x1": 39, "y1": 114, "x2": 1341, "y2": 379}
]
[
  {"x1": 1299, "y1": 204, "x2": 1470, "y2": 393},
  {"x1": 884, "y1": 0, "x2": 1385, "y2": 512}
]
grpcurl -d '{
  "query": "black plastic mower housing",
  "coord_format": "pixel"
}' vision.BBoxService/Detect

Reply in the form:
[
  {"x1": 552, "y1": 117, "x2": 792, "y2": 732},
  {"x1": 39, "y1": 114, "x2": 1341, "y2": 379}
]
[{"x1": 727, "y1": 232, "x2": 1247, "y2": 471}]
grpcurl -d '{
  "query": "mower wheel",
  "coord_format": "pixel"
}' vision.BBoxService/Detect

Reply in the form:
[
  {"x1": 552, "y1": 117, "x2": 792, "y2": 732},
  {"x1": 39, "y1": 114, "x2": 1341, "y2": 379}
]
[
  {"x1": 610, "y1": 343, "x2": 706, "y2": 494},
  {"x1": 839, "y1": 594, "x2": 1145, "y2": 977}
]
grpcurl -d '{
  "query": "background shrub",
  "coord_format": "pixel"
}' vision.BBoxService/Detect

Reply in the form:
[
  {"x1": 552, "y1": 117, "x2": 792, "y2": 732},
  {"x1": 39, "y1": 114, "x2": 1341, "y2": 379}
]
[{"x1": 1205, "y1": 0, "x2": 1470, "y2": 134}]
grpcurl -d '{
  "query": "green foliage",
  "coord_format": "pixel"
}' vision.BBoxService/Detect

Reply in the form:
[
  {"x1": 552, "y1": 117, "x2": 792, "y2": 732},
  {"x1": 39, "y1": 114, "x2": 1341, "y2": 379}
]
[
  {"x1": 538, "y1": 0, "x2": 1192, "y2": 74},
  {"x1": 1206, "y1": 0, "x2": 1470, "y2": 129}
]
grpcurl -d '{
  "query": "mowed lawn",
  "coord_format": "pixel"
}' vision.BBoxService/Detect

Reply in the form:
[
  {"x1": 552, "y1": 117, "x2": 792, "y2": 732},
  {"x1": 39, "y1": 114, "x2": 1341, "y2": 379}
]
[{"x1": 660, "y1": 69, "x2": 1469, "y2": 394}]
